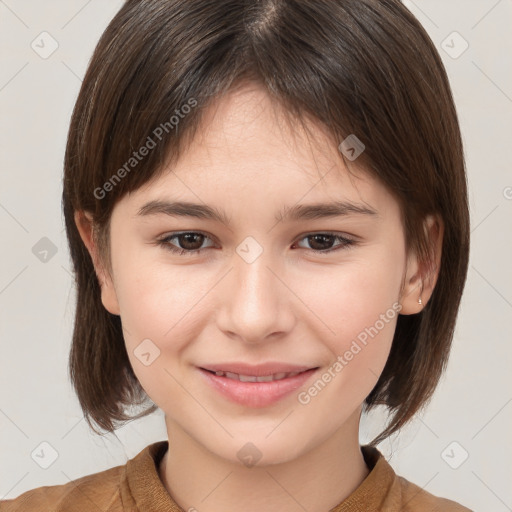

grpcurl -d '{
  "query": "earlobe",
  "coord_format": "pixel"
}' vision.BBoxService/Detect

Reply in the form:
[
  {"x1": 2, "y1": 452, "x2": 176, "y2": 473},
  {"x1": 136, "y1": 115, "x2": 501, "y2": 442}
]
[
  {"x1": 399, "y1": 214, "x2": 444, "y2": 315},
  {"x1": 74, "y1": 210, "x2": 121, "y2": 316}
]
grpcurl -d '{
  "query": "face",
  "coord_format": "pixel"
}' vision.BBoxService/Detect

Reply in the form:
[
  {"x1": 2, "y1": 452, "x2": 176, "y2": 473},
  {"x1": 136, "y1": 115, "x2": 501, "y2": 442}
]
[{"x1": 79, "y1": 83, "x2": 426, "y2": 465}]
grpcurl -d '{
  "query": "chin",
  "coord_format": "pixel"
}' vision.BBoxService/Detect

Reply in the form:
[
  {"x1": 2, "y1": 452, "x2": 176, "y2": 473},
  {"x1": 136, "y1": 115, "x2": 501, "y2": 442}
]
[{"x1": 216, "y1": 435, "x2": 309, "y2": 468}]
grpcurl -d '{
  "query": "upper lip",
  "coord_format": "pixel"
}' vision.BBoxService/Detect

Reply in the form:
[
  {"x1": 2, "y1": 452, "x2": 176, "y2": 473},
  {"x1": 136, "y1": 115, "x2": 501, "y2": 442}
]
[{"x1": 199, "y1": 362, "x2": 318, "y2": 377}]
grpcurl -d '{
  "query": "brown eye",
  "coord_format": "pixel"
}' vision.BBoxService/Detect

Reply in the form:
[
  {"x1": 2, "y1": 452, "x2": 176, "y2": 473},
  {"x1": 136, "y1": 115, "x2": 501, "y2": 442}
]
[
  {"x1": 175, "y1": 233, "x2": 206, "y2": 250},
  {"x1": 157, "y1": 231, "x2": 215, "y2": 255},
  {"x1": 295, "y1": 233, "x2": 356, "y2": 254},
  {"x1": 306, "y1": 234, "x2": 336, "y2": 251}
]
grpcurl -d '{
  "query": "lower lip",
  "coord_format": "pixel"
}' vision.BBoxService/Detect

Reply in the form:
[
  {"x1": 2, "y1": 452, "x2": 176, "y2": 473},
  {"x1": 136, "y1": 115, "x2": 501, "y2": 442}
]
[{"x1": 198, "y1": 367, "x2": 318, "y2": 408}]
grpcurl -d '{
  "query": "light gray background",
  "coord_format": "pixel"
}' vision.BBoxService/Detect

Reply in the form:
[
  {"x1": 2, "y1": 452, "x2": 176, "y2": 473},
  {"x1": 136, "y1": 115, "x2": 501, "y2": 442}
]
[{"x1": 1, "y1": 1, "x2": 511, "y2": 510}]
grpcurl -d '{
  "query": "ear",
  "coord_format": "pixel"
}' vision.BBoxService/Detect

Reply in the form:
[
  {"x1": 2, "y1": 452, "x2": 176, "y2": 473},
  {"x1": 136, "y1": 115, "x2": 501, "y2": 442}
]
[
  {"x1": 399, "y1": 214, "x2": 444, "y2": 315},
  {"x1": 74, "y1": 210, "x2": 120, "y2": 316}
]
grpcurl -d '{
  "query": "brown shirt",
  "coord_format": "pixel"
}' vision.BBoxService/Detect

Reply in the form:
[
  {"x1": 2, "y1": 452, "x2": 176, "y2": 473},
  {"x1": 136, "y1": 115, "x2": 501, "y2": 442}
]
[{"x1": 0, "y1": 441, "x2": 472, "y2": 511}]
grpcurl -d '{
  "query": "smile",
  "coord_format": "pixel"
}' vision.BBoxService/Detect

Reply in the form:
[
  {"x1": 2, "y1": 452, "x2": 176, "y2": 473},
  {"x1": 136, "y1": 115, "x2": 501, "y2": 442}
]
[
  {"x1": 206, "y1": 370, "x2": 304, "y2": 382},
  {"x1": 198, "y1": 367, "x2": 319, "y2": 408}
]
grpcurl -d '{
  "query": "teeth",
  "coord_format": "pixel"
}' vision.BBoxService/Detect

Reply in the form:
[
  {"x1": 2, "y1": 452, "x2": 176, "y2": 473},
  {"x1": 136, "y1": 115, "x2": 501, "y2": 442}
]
[
  {"x1": 239, "y1": 374, "x2": 259, "y2": 382},
  {"x1": 255, "y1": 374, "x2": 274, "y2": 382},
  {"x1": 212, "y1": 370, "x2": 303, "y2": 382}
]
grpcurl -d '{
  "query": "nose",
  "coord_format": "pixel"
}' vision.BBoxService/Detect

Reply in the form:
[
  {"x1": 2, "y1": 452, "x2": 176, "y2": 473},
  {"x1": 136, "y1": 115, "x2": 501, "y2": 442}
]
[{"x1": 215, "y1": 249, "x2": 296, "y2": 344}]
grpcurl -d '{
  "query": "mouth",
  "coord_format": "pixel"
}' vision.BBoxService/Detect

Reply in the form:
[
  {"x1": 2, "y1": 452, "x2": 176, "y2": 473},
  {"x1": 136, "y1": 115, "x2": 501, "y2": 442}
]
[
  {"x1": 198, "y1": 366, "x2": 320, "y2": 408},
  {"x1": 200, "y1": 368, "x2": 312, "y2": 382}
]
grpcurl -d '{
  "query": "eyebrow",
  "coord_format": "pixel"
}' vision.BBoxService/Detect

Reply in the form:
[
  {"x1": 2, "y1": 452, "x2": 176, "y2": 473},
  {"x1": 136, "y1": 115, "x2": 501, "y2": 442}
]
[{"x1": 136, "y1": 199, "x2": 378, "y2": 226}]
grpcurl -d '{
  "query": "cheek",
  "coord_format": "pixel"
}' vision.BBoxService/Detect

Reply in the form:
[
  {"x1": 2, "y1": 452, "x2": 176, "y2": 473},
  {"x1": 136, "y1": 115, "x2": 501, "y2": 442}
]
[
  {"x1": 114, "y1": 252, "x2": 219, "y2": 359},
  {"x1": 299, "y1": 252, "x2": 403, "y2": 372},
  {"x1": 115, "y1": 258, "x2": 212, "y2": 403},
  {"x1": 295, "y1": 261, "x2": 402, "y2": 420}
]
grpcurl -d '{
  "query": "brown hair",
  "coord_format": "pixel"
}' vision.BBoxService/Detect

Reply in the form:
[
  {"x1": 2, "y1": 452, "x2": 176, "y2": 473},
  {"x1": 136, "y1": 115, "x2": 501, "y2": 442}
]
[{"x1": 63, "y1": 0, "x2": 470, "y2": 445}]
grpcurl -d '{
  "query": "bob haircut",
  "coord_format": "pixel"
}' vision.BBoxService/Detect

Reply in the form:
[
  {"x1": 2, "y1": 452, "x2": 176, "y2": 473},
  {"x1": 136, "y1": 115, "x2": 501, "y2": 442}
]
[{"x1": 63, "y1": 0, "x2": 470, "y2": 446}]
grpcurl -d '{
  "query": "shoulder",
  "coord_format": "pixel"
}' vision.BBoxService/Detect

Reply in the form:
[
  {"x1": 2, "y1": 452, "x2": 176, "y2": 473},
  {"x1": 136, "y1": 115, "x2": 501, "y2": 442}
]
[
  {"x1": 0, "y1": 441, "x2": 167, "y2": 512},
  {"x1": 359, "y1": 445, "x2": 473, "y2": 512},
  {"x1": 397, "y1": 475, "x2": 473, "y2": 511},
  {"x1": 0, "y1": 464, "x2": 125, "y2": 512}
]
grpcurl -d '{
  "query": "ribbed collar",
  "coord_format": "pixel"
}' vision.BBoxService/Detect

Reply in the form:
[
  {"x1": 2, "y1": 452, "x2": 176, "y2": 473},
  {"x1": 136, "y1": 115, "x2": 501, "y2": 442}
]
[{"x1": 125, "y1": 440, "x2": 394, "y2": 512}]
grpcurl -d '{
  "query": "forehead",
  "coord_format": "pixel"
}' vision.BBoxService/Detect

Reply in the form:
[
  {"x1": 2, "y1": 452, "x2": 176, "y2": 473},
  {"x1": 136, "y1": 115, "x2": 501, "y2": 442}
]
[
  {"x1": 121, "y1": 84, "x2": 398, "y2": 221},
  {"x1": 173, "y1": 84, "x2": 356, "y2": 185}
]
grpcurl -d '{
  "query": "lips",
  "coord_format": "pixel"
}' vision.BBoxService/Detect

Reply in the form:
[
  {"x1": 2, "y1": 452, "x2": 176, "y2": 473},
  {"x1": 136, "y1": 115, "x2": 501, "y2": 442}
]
[{"x1": 198, "y1": 363, "x2": 320, "y2": 407}]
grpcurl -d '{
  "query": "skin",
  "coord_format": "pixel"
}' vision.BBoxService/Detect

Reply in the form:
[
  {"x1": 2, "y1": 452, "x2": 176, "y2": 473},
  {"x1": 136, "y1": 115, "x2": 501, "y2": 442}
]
[{"x1": 76, "y1": 83, "x2": 442, "y2": 512}]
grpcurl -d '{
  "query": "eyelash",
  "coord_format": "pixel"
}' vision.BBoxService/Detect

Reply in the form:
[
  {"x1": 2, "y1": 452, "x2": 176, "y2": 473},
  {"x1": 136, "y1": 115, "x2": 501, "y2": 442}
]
[{"x1": 156, "y1": 231, "x2": 357, "y2": 257}]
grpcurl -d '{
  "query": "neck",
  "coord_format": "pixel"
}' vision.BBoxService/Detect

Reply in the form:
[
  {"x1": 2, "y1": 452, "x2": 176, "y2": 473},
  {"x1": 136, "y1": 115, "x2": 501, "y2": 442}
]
[{"x1": 158, "y1": 409, "x2": 369, "y2": 512}]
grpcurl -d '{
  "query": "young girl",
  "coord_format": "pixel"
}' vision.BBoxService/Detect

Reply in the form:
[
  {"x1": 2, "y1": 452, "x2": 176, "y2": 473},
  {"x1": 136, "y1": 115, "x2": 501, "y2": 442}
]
[{"x1": 1, "y1": 0, "x2": 472, "y2": 510}]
